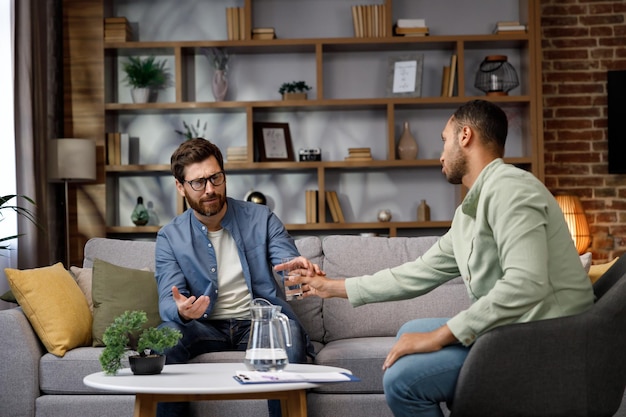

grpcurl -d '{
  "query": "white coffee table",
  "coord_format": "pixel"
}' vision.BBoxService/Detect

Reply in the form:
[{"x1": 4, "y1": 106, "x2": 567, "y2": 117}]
[{"x1": 83, "y1": 362, "x2": 351, "y2": 417}]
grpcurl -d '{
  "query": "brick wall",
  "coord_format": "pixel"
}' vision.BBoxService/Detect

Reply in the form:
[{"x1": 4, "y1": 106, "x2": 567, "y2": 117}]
[{"x1": 541, "y1": 0, "x2": 626, "y2": 262}]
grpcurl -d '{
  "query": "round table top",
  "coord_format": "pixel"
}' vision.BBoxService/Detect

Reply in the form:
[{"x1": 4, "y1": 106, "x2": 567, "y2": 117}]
[{"x1": 83, "y1": 362, "x2": 351, "y2": 395}]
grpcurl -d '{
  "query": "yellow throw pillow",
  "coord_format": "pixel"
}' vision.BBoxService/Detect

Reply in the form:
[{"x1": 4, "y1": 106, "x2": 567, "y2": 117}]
[
  {"x1": 589, "y1": 257, "x2": 619, "y2": 284},
  {"x1": 5, "y1": 262, "x2": 92, "y2": 356}
]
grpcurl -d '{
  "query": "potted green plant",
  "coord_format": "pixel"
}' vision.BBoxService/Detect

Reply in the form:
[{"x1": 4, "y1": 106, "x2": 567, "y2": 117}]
[
  {"x1": 278, "y1": 81, "x2": 312, "y2": 100},
  {"x1": 121, "y1": 56, "x2": 169, "y2": 103},
  {"x1": 99, "y1": 310, "x2": 182, "y2": 375},
  {"x1": 0, "y1": 194, "x2": 39, "y2": 304}
]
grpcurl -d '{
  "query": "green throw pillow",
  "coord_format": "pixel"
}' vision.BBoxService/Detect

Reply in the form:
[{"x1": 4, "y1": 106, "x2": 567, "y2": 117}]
[
  {"x1": 0, "y1": 289, "x2": 17, "y2": 303},
  {"x1": 91, "y1": 258, "x2": 161, "y2": 346}
]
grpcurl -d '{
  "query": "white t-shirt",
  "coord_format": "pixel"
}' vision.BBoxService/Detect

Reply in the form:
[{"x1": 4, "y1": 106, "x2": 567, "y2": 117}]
[{"x1": 207, "y1": 228, "x2": 252, "y2": 319}]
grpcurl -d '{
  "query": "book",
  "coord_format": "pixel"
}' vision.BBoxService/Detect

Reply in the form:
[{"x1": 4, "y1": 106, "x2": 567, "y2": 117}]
[
  {"x1": 252, "y1": 27, "x2": 275, "y2": 34},
  {"x1": 120, "y1": 133, "x2": 129, "y2": 165},
  {"x1": 238, "y1": 7, "x2": 245, "y2": 40},
  {"x1": 395, "y1": 26, "x2": 429, "y2": 36},
  {"x1": 226, "y1": 7, "x2": 235, "y2": 40},
  {"x1": 232, "y1": 7, "x2": 240, "y2": 40},
  {"x1": 252, "y1": 33, "x2": 275, "y2": 40},
  {"x1": 105, "y1": 133, "x2": 121, "y2": 165},
  {"x1": 397, "y1": 18, "x2": 426, "y2": 28},
  {"x1": 305, "y1": 190, "x2": 318, "y2": 223},
  {"x1": 329, "y1": 191, "x2": 345, "y2": 223},
  {"x1": 447, "y1": 54, "x2": 457, "y2": 97},
  {"x1": 441, "y1": 66, "x2": 450, "y2": 97},
  {"x1": 325, "y1": 191, "x2": 339, "y2": 223}
]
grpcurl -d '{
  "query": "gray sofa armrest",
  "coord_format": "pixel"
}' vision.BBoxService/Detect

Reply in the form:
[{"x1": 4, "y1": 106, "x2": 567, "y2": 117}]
[
  {"x1": 451, "y1": 311, "x2": 625, "y2": 417},
  {"x1": 0, "y1": 308, "x2": 45, "y2": 417}
]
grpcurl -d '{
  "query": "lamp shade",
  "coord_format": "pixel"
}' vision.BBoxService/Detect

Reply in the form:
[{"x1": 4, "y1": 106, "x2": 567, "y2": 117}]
[
  {"x1": 48, "y1": 138, "x2": 97, "y2": 182},
  {"x1": 555, "y1": 195, "x2": 591, "y2": 255},
  {"x1": 474, "y1": 55, "x2": 519, "y2": 96}
]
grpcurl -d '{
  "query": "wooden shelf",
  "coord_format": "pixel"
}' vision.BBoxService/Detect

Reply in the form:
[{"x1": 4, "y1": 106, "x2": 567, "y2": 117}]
[{"x1": 70, "y1": 0, "x2": 543, "y2": 242}]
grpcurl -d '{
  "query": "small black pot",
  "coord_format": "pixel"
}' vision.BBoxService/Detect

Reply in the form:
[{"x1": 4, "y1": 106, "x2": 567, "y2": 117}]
[{"x1": 129, "y1": 354, "x2": 166, "y2": 375}]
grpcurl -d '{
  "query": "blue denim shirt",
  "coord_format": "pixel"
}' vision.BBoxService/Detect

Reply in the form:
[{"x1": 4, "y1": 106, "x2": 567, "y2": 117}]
[{"x1": 155, "y1": 197, "x2": 301, "y2": 326}]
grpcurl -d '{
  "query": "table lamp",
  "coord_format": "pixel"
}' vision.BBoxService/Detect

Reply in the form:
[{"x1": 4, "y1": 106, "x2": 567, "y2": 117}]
[
  {"x1": 48, "y1": 138, "x2": 97, "y2": 267},
  {"x1": 474, "y1": 55, "x2": 519, "y2": 96},
  {"x1": 555, "y1": 195, "x2": 591, "y2": 255}
]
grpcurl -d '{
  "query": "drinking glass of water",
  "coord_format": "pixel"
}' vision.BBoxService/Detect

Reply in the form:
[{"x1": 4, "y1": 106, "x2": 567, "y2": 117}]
[{"x1": 281, "y1": 257, "x2": 303, "y2": 301}]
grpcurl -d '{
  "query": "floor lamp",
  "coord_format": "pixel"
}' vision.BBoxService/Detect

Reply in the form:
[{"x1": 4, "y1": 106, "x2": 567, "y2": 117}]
[{"x1": 48, "y1": 138, "x2": 97, "y2": 267}]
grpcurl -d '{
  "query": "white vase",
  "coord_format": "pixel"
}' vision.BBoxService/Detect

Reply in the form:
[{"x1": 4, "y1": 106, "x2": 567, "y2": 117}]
[
  {"x1": 131, "y1": 88, "x2": 150, "y2": 104},
  {"x1": 212, "y1": 70, "x2": 228, "y2": 102}
]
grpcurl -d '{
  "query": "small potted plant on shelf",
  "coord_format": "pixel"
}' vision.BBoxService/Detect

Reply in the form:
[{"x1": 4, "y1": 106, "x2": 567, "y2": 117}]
[
  {"x1": 99, "y1": 310, "x2": 182, "y2": 375},
  {"x1": 278, "y1": 81, "x2": 312, "y2": 100},
  {"x1": 122, "y1": 55, "x2": 169, "y2": 104}
]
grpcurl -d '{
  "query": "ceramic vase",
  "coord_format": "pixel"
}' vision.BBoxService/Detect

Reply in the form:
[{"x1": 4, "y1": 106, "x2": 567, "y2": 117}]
[
  {"x1": 212, "y1": 70, "x2": 228, "y2": 102},
  {"x1": 417, "y1": 200, "x2": 431, "y2": 222},
  {"x1": 130, "y1": 88, "x2": 150, "y2": 104},
  {"x1": 397, "y1": 121, "x2": 418, "y2": 160}
]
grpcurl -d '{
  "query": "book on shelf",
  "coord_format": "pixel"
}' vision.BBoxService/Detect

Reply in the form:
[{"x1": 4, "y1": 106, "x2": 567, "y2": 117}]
[
  {"x1": 104, "y1": 16, "x2": 132, "y2": 42},
  {"x1": 447, "y1": 54, "x2": 457, "y2": 97},
  {"x1": 252, "y1": 27, "x2": 276, "y2": 40},
  {"x1": 226, "y1": 7, "x2": 245, "y2": 40},
  {"x1": 325, "y1": 191, "x2": 340, "y2": 223},
  {"x1": 394, "y1": 26, "x2": 429, "y2": 37},
  {"x1": 305, "y1": 190, "x2": 318, "y2": 224},
  {"x1": 345, "y1": 147, "x2": 372, "y2": 161},
  {"x1": 327, "y1": 191, "x2": 345, "y2": 223},
  {"x1": 352, "y1": 4, "x2": 386, "y2": 38},
  {"x1": 105, "y1": 133, "x2": 121, "y2": 165},
  {"x1": 119, "y1": 133, "x2": 130, "y2": 165},
  {"x1": 397, "y1": 18, "x2": 426, "y2": 28},
  {"x1": 226, "y1": 146, "x2": 248, "y2": 162},
  {"x1": 493, "y1": 21, "x2": 527, "y2": 34},
  {"x1": 441, "y1": 66, "x2": 451, "y2": 97}
]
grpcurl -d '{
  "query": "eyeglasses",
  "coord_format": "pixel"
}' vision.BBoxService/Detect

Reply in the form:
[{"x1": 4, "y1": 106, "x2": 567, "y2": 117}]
[{"x1": 184, "y1": 171, "x2": 226, "y2": 191}]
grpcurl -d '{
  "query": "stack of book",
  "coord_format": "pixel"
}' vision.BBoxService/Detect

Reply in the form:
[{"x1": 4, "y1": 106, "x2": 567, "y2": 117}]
[
  {"x1": 226, "y1": 7, "x2": 246, "y2": 40},
  {"x1": 104, "y1": 17, "x2": 132, "y2": 42},
  {"x1": 351, "y1": 4, "x2": 387, "y2": 38},
  {"x1": 226, "y1": 146, "x2": 247, "y2": 162},
  {"x1": 493, "y1": 21, "x2": 527, "y2": 35},
  {"x1": 345, "y1": 147, "x2": 372, "y2": 161},
  {"x1": 252, "y1": 27, "x2": 276, "y2": 40},
  {"x1": 441, "y1": 54, "x2": 458, "y2": 97},
  {"x1": 325, "y1": 190, "x2": 346, "y2": 223},
  {"x1": 305, "y1": 190, "x2": 318, "y2": 223},
  {"x1": 394, "y1": 18, "x2": 429, "y2": 37}
]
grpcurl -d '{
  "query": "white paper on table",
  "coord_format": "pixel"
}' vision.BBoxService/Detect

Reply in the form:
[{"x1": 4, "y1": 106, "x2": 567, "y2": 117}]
[{"x1": 234, "y1": 370, "x2": 359, "y2": 384}]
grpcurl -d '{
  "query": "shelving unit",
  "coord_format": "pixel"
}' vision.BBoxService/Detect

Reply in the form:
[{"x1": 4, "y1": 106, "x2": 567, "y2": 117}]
[{"x1": 64, "y1": 0, "x2": 542, "y2": 255}]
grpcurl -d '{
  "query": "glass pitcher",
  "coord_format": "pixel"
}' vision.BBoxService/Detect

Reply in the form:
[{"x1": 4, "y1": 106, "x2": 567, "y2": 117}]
[{"x1": 244, "y1": 298, "x2": 292, "y2": 372}]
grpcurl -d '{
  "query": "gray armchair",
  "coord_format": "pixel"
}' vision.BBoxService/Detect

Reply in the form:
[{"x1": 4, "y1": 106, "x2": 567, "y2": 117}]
[{"x1": 451, "y1": 255, "x2": 626, "y2": 417}]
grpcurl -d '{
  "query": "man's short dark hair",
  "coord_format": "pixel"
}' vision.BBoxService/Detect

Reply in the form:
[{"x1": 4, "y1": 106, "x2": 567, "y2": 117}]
[
  {"x1": 171, "y1": 138, "x2": 224, "y2": 183},
  {"x1": 452, "y1": 100, "x2": 508, "y2": 155}
]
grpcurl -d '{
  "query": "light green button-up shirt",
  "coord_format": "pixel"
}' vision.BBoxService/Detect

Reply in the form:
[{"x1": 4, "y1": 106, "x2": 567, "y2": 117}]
[{"x1": 345, "y1": 159, "x2": 594, "y2": 346}]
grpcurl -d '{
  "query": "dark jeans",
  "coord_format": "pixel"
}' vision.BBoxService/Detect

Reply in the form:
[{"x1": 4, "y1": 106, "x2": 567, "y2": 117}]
[{"x1": 156, "y1": 318, "x2": 307, "y2": 417}]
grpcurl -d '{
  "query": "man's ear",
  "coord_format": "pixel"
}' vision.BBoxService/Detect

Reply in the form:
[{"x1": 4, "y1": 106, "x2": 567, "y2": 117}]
[
  {"x1": 459, "y1": 126, "x2": 472, "y2": 147},
  {"x1": 175, "y1": 179, "x2": 185, "y2": 197}
]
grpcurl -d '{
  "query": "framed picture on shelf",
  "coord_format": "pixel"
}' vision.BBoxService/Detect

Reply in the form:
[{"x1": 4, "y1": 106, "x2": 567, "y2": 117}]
[
  {"x1": 254, "y1": 122, "x2": 295, "y2": 162},
  {"x1": 386, "y1": 54, "x2": 424, "y2": 98}
]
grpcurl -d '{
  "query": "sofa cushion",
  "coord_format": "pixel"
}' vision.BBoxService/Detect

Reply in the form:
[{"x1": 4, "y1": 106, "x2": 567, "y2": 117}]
[
  {"x1": 292, "y1": 236, "x2": 324, "y2": 344},
  {"x1": 91, "y1": 259, "x2": 160, "y2": 346},
  {"x1": 319, "y1": 235, "x2": 469, "y2": 342},
  {"x1": 313, "y1": 337, "x2": 393, "y2": 394},
  {"x1": 83, "y1": 237, "x2": 156, "y2": 270},
  {"x1": 69, "y1": 266, "x2": 94, "y2": 312},
  {"x1": 5, "y1": 262, "x2": 92, "y2": 356}
]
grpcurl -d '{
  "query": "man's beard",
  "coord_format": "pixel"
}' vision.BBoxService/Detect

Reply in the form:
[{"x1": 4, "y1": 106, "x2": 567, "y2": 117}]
[
  {"x1": 444, "y1": 147, "x2": 467, "y2": 185},
  {"x1": 185, "y1": 188, "x2": 226, "y2": 217}
]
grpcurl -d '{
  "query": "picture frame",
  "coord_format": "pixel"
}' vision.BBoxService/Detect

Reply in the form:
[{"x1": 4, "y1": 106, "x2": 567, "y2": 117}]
[
  {"x1": 254, "y1": 122, "x2": 295, "y2": 162},
  {"x1": 386, "y1": 54, "x2": 424, "y2": 98}
]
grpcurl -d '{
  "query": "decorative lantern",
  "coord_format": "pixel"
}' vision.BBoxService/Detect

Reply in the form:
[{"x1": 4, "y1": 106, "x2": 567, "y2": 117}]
[{"x1": 474, "y1": 55, "x2": 519, "y2": 96}]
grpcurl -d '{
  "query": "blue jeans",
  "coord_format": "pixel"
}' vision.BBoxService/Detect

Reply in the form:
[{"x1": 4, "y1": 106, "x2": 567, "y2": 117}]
[
  {"x1": 156, "y1": 318, "x2": 307, "y2": 417},
  {"x1": 383, "y1": 318, "x2": 471, "y2": 417}
]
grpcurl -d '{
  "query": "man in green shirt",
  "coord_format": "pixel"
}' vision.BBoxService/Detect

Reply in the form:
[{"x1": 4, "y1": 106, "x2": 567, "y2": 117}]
[{"x1": 281, "y1": 99, "x2": 594, "y2": 417}]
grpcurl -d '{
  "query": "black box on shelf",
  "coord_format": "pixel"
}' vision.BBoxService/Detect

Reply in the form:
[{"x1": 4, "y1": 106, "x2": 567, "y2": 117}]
[{"x1": 299, "y1": 148, "x2": 321, "y2": 161}]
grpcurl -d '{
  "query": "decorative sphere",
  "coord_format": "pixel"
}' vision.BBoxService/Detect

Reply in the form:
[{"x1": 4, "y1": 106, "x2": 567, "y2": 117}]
[
  {"x1": 377, "y1": 209, "x2": 392, "y2": 222},
  {"x1": 245, "y1": 191, "x2": 267, "y2": 205}
]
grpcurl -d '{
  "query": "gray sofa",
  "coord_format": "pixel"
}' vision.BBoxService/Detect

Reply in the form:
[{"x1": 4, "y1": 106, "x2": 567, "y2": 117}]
[{"x1": 1, "y1": 235, "x2": 624, "y2": 417}]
